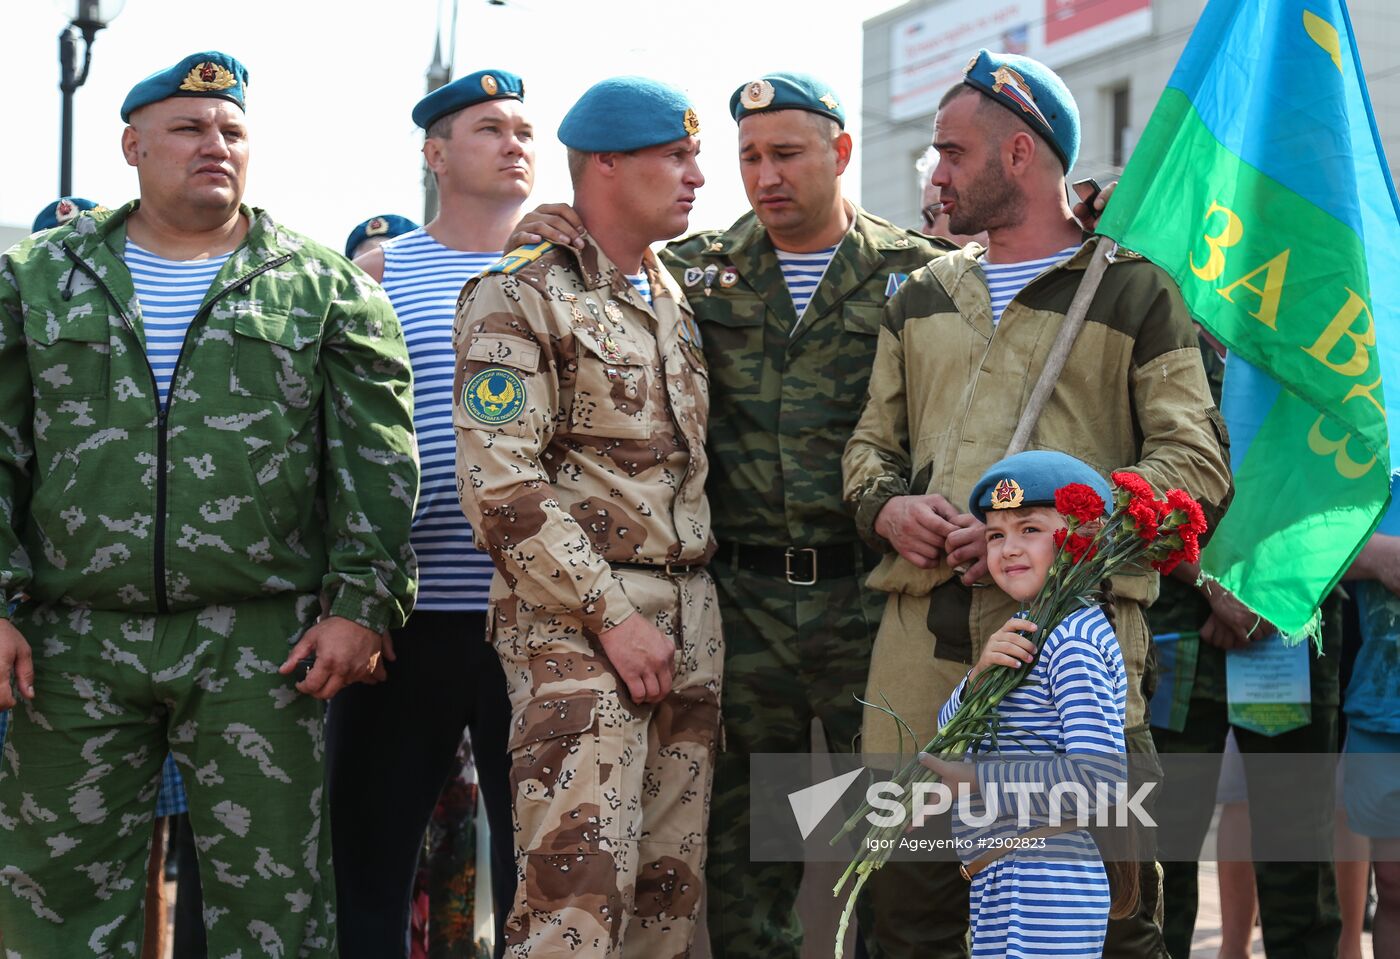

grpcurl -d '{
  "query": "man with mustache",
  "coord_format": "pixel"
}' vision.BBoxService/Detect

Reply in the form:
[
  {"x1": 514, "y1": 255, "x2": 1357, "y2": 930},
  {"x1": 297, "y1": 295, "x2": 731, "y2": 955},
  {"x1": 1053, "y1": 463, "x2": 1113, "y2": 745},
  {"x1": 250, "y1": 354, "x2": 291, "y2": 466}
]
[{"x1": 0, "y1": 51, "x2": 417, "y2": 957}]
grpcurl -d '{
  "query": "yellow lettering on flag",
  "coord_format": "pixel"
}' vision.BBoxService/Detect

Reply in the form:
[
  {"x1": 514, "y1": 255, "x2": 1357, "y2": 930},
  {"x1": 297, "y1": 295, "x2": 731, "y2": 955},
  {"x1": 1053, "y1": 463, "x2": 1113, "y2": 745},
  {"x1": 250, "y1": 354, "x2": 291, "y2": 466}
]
[
  {"x1": 1304, "y1": 287, "x2": 1374, "y2": 377},
  {"x1": 1344, "y1": 375, "x2": 1386, "y2": 419},
  {"x1": 1307, "y1": 414, "x2": 1377, "y2": 479},
  {"x1": 1190, "y1": 202, "x2": 1243, "y2": 282},
  {"x1": 1216, "y1": 250, "x2": 1291, "y2": 330}
]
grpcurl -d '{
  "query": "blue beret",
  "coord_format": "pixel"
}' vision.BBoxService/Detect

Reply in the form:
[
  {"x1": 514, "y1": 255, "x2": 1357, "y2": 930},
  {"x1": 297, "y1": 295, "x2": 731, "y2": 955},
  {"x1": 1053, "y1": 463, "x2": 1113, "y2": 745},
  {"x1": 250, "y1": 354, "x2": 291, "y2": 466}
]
[
  {"x1": 32, "y1": 197, "x2": 102, "y2": 233},
  {"x1": 961, "y1": 50, "x2": 1079, "y2": 171},
  {"x1": 969, "y1": 450, "x2": 1110, "y2": 523},
  {"x1": 121, "y1": 51, "x2": 248, "y2": 123},
  {"x1": 558, "y1": 76, "x2": 699, "y2": 153},
  {"x1": 413, "y1": 69, "x2": 525, "y2": 131},
  {"x1": 730, "y1": 72, "x2": 845, "y2": 128},
  {"x1": 345, "y1": 214, "x2": 420, "y2": 259}
]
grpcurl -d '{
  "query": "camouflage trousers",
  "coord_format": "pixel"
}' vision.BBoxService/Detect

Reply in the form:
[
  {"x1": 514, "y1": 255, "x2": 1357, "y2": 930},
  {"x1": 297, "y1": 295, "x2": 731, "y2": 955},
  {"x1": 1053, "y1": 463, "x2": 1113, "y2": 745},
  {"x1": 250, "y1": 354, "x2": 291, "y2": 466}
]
[
  {"x1": 705, "y1": 558, "x2": 884, "y2": 959},
  {"x1": 861, "y1": 588, "x2": 1166, "y2": 959},
  {"x1": 0, "y1": 594, "x2": 336, "y2": 958},
  {"x1": 491, "y1": 568, "x2": 722, "y2": 959}
]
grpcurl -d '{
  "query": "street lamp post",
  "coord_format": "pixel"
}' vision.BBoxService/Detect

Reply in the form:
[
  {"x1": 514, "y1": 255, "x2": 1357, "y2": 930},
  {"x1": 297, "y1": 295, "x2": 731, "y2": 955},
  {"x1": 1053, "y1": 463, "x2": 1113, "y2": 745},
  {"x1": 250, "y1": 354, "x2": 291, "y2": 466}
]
[{"x1": 56, "y1": 0, "x2": 125, "y2": 197}]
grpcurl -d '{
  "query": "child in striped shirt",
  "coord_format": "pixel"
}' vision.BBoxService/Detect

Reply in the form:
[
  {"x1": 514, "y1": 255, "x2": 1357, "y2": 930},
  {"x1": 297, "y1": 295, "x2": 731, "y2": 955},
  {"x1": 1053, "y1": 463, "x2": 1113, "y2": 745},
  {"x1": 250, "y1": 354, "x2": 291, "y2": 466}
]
[{"x1": 922, "y1": 451, "x2": 1136, "y2": 958}]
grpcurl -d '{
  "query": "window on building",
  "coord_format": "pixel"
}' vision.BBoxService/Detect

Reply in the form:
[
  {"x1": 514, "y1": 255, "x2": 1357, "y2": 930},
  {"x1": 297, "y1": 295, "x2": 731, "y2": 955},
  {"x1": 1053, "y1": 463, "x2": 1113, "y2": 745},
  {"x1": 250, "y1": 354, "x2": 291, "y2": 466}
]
[{"x1": 1110, "y1": 84, "x2": 1132, "y2": 167}]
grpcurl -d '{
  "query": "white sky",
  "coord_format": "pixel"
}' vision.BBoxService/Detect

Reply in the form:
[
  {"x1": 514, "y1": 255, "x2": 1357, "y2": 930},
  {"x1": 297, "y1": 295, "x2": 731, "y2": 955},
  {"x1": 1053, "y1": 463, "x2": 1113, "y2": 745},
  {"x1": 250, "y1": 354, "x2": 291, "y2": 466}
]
[{"x1": 0, "y1": 0, "x2": 909, "y2": 248}]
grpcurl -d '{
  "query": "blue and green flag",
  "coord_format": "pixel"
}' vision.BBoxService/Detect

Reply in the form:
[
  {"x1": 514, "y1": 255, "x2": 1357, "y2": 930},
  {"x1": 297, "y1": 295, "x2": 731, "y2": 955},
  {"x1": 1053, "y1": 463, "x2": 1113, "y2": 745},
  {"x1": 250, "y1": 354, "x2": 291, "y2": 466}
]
[{"x1": 1097, "y1": 0, "x2": 1400, "y2": 640}]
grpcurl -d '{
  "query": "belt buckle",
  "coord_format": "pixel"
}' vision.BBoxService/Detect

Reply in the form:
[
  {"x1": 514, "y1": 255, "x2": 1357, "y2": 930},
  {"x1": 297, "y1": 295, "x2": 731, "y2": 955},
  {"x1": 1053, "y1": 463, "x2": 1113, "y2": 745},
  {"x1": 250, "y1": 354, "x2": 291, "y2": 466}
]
[
  {"x1": 959, "y1": 862, "x2": 973, "y2": 882},
  {"x1": 663, "y1": 561, "x2": 689, "y2": 577},
  {"x1": 784, "y1": 547, "x2": 818, "y2": 586}
]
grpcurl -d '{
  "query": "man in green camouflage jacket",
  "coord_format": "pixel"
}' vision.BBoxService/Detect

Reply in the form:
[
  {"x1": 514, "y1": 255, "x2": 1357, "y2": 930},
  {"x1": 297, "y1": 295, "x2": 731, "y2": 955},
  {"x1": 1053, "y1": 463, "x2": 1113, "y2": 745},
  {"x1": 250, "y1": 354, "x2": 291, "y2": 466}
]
[
  {"x1": 0, "y1": 52, "x2": 417, "y2": 958},
  {"x1": 512, "y1": 71, "x2": 946, "y2": 958},
  {"x1": 663, "y1": 75, "x2": 944, "y2": 959}
]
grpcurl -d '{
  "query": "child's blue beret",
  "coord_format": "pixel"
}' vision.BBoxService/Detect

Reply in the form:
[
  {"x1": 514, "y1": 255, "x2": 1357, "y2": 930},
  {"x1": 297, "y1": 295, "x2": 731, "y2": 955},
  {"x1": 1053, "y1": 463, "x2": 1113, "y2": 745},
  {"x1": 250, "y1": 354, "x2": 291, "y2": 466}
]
[{"x1": 969, "y1": 450, "x2": 1110, "y2": 522}]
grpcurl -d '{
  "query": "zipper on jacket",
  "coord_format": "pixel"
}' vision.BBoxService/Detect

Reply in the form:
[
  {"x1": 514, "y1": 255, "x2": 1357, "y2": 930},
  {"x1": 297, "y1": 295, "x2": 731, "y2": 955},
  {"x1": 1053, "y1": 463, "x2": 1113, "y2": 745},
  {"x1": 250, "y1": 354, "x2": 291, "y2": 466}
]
[{"x1": 64, "y1": 246, "x2": 292, "y2": 613}]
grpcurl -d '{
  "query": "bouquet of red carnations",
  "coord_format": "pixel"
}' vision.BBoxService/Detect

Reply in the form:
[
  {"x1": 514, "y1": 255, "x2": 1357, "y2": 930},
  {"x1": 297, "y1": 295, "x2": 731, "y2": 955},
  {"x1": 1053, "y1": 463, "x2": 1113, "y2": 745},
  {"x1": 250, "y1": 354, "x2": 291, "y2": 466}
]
[{"x1": 829, "y1": 473, "x2": 1208, "y2": 954}]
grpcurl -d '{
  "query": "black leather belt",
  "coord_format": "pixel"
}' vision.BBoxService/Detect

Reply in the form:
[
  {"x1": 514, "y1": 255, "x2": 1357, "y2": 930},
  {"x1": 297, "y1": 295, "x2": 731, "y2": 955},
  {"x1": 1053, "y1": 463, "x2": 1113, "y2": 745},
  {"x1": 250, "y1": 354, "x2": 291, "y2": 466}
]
[
  {"x1": 722, "y1": 541, "x2": 871, "y2": 586},
  {"x1": 612, "y1": 561, "x2": 704, "y2": 577}
]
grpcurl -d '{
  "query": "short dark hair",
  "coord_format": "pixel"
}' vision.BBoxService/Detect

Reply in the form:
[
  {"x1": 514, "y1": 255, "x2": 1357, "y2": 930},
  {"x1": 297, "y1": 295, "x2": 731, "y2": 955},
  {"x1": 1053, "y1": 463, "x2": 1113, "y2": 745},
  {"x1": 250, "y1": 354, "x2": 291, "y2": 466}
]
[{"x1": 937, "y1": 83, "x2": 1050, "y2": 158}]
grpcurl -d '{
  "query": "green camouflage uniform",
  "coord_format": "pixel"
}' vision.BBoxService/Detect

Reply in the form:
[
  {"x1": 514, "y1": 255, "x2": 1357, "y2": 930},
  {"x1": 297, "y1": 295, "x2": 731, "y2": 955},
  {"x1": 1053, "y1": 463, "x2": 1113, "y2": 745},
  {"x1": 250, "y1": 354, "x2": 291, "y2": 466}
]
[
  {"x1": 842, "y1": 244, "x2": 1233, "y2": 959},
  {"x1": 0, "y1": 203, "x2": 418, "y2": 958},
  {"x1": 1149, "y1": 338, "x2": 1342, "y2": 959},
  {"x1": 454, "y1": 238, "x2": 721, "y2": 959},
  {"x1": 662, "y1": 207, "x2": 945, "y2": 959}
]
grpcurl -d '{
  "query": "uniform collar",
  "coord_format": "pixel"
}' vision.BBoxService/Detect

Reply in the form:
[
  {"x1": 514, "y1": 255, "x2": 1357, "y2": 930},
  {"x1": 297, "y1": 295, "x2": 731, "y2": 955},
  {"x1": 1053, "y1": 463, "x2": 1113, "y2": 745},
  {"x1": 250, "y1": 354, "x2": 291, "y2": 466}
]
[
  {"x1": 562, "y1": 233, "x2": 685, "y2": 319},
  {"x1": 64, "y1": 199, "x2": 287, "y2": 271}
]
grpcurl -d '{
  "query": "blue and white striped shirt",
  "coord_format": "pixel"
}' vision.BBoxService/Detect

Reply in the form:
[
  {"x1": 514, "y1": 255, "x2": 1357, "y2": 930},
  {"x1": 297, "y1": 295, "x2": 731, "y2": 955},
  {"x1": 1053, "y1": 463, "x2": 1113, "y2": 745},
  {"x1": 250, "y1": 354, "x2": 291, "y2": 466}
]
[
  {"x1": 980, "y1": 245, "x2": 1080, "y2": 326},
  {"x1": 380, "y1": 229, "x2": 499, "y2": 612},
  {"x1": 626, "y1": 272, "x2": 652, "y2": 305},
  {"x1": 775, "y1": 245, "x2": 838, "y2": 327},
  {"x1": 938, "y1": 605, "x2": 1127, "y2": 958},
  {"x1": 126, "y1": 242, "x2": 231, "y2": 405}
]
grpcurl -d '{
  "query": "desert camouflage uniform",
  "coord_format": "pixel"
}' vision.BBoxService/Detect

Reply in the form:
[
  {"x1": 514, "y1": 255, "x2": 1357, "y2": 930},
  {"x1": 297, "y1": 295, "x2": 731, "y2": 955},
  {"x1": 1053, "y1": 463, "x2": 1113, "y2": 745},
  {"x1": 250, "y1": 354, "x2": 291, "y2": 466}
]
[
  {"x1": 453, "y1": 237, "x2": 721, "y2": 959},
  {"x1": 1150, "y1": 338, "x2": 1342, "y2": 959},
  {"x1": 0, "y1": 203, "x2": 418, "y2": 958},
  {"x1": 662, "y1": 207, "x2": 944, "y2": 958},
  {"x1": 842, "y1": 242, "x2": 1233, "y2": 959}
]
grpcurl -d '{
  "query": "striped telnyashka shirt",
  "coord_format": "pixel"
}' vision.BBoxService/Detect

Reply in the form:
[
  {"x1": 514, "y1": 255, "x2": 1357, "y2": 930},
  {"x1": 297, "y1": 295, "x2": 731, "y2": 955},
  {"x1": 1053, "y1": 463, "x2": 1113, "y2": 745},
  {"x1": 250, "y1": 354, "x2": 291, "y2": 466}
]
[
  {"x1": 380, "y1": 228, "x2": 500, "y2": 612},
  {"x1": 126, "y1": 241, "x2": 231, "y2": 405},
  {"x1": 979, "y1": 245, "x2": 1081, "y2": 325},
  {"x1": 775, "y1": 244, "x2": 838, "y2": 331}
]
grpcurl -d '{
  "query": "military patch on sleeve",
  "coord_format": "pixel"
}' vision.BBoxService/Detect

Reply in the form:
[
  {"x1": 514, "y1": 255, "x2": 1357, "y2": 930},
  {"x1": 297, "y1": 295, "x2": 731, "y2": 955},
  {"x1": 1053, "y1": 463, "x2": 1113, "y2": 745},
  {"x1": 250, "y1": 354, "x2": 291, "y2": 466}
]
[
  {"x1": 884, "y1": 272, "x2": 909, "y2": 298},
  {"x1": 463, "y1": 367, "x2": 527, "y2": 424},
  {"x1": 486, "y1": 242, "x2": 556, "y2": 275}
]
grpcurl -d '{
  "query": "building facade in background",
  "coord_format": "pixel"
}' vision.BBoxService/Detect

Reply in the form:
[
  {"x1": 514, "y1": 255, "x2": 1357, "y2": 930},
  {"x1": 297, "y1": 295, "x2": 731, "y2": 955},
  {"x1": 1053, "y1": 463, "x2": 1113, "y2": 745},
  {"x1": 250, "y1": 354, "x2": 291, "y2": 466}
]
[{"x1": 862, "y1": 0, "x2": 1400, "y2": 230}]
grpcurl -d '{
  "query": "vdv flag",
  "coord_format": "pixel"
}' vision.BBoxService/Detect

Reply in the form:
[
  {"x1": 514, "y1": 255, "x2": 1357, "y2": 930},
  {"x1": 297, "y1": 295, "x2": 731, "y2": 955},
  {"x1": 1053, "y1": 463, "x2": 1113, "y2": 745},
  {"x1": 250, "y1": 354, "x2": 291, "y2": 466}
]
[{"x1": 1096, "y1": 0, "x2": 1400, "y2": 640}]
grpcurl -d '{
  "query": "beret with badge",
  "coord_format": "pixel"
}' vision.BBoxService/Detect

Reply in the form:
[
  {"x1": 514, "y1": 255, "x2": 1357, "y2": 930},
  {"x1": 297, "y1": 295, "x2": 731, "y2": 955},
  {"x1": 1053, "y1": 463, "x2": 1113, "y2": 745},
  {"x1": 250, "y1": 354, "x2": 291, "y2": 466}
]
[
  {"x1": 558, "y1": 76, "x2": 700, "y2": 153},
  {"x1": 344, "y1": 214, "x2": 420, "y2": 259},
  {"x1": 968, "y1": 450, "x2": 1110, "y2": 523},
  {"x1": 32, "y1": 197, "x2": 104, "y2": 234},
  {"x1": 960, "y1": 49, "x2": 1080, "y2": 171},
  {"x1": 729, "y1": 71, "x2": 845, "y2": 128},
  {"x1": 413, "y1": 68, "x2": 525, "y2": 131},
  {"x1": 121, "y1": 51, "x2": 248, "y2": 123}
]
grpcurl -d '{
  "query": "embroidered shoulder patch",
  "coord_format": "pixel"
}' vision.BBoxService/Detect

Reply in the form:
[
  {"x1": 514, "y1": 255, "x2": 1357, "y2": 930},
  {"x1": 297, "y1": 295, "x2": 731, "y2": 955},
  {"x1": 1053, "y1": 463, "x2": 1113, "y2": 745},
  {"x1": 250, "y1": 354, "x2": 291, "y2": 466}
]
[
  {"x1": 463, "y1": 368, "x2": 527, "y2": 424},
  {"x1": 486, "y1": 242, "x2": 556, "y2": 275}
]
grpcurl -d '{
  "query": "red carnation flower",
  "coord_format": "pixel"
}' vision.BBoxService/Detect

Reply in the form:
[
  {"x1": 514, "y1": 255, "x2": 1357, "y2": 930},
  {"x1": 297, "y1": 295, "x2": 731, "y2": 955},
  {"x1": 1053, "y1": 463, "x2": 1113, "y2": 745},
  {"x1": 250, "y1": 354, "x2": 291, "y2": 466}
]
[
  {"x1": 1063, "y1": 531, "x2": 1097, "y2": 564},
  {"x1": 1164, "y1": 488, "x2": 1208, "y2": 535},
  {"x1": 1054, "y1": 483, "x2": 1106, "y2": 525},
  {"x1": 1111, "y1": 472, "x2": 1156, "y2": 503},
  {"x1": 1126, "y1": 499, "x2": 1160, "y2": 542}
]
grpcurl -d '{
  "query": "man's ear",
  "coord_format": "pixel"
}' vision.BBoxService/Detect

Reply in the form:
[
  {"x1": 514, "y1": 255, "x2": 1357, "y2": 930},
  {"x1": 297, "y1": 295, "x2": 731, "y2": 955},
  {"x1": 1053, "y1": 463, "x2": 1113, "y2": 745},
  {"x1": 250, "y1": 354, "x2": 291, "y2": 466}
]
[
  {"x1": 592, "y1": 152, "x2": 621, "y2": 178},
  {"x1": 832, "y1": 131, "x2": 854, "y2": 176},
  {"x1": 423, "y1": 137, "x2": 448, "y2": 177},
  {"x1": 121, "y1": 125, "x2": 140, "y2": 168},
  {"x1": 1006, "y1": 130, "x2": 1038, "y2": 177}
]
